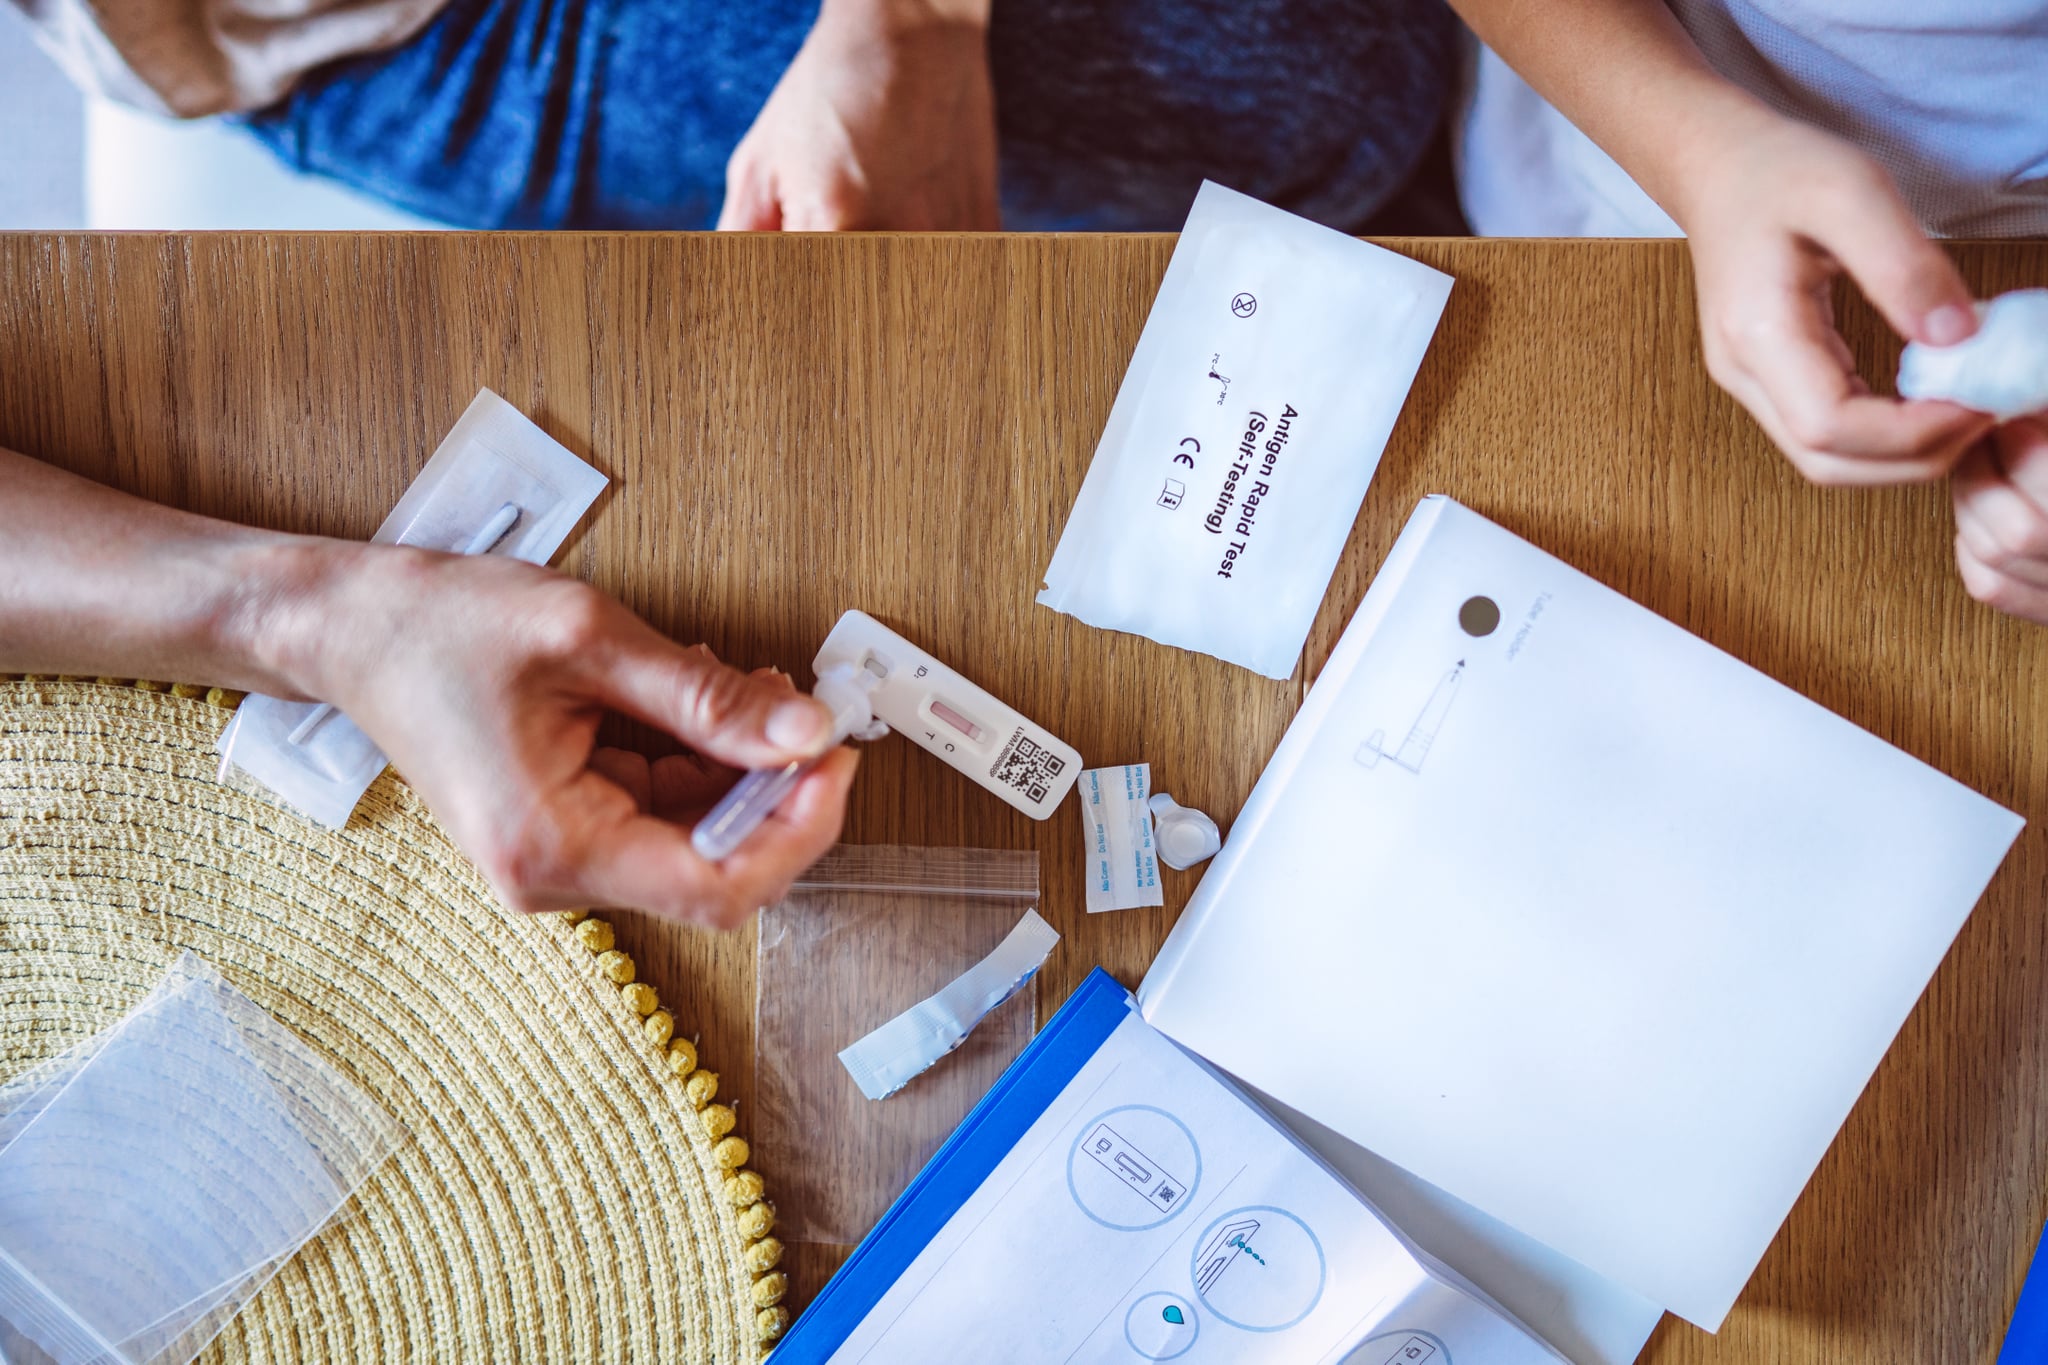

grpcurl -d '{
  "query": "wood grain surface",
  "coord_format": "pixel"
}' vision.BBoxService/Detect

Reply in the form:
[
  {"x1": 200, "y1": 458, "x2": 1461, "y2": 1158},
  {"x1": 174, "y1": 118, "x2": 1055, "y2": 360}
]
[{"x1": 1, "y1": 232, "x2": 2042, "y2": 1363}]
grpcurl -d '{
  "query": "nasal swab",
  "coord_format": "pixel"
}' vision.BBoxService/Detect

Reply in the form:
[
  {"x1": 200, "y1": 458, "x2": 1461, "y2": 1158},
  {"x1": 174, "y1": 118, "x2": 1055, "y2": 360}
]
[
  {"x1": 692, "y1": 661, "x2": 889, "y2": 861},
  {"x1": 457, "y1": 502, "x2": 522, "y2": 556}
]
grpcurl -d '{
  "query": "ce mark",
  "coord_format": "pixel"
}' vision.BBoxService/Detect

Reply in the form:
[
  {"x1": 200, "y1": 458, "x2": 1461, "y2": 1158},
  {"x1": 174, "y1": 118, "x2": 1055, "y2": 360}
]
[{"x1": 1173, "y1": 437, "x2": 1199, "y2": 469}]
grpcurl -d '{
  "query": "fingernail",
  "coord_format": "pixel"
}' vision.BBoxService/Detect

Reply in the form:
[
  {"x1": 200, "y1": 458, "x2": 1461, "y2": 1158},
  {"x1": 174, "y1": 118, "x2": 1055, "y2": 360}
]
[
  {"x1": 766, "y1": 697, "x2": 831, "y2": 750},
  {"x1": 1923, "y1": 303, "x2": 1976, "y2": 347}
]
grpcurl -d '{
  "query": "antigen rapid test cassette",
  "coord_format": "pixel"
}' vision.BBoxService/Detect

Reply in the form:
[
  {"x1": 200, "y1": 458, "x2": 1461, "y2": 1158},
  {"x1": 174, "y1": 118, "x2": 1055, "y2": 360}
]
[{"x1": 814, "y1": 612, "x2": 1082, "y2": 819}]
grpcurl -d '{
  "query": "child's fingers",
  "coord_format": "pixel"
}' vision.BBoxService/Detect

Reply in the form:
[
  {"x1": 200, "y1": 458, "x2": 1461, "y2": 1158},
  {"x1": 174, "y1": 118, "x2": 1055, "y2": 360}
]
[
  {"x1": 1794, "y1": 152, "x2": 1977, "y2": 347},
  {"x1": 1953, "y1": 442, "x2": 2048, "y2": 587},
  {"x1": 1955, "y1": 535, "x2": 2048, "y2": 622},
  {"x1": 1739, "y1": 286, "x2": 1990, "y2": 470}
]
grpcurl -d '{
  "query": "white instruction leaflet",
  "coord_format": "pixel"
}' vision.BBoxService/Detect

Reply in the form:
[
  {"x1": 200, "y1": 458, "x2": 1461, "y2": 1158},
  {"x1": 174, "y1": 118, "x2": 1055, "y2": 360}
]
[{"x1": 798, "y1": 971, "x2": 1562, "y2": 1365}]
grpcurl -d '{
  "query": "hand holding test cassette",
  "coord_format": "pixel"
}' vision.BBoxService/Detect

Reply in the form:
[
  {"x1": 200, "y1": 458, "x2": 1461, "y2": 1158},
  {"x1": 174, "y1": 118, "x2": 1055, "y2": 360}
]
[{"x1": 697, "y1": 611, "x2": 1084, "y2": 859}]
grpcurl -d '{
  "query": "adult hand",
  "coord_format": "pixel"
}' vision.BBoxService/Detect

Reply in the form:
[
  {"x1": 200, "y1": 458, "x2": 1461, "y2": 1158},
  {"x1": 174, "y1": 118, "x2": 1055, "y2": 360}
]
[
  {"x1": 1952, "y1": 417, "x2": 2048, "y2": 624},
  {"x1": 1674, "y1": 114, "x2": 1995, "y2": 486},
  {"x1": 291, "y1": 544, "x2": 857, "y2": 927},
  {"x1": 716, "y1": 0, "x2": 999, "y2": 231}
]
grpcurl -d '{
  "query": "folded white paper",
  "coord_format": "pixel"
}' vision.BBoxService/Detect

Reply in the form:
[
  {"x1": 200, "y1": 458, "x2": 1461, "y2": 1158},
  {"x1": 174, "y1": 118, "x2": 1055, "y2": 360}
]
[
  {"x1": 1140, "y1": 496, "x2": 2024, "y2": 1332},
  {"x1": 1269, "y1": 1094, "x2": 1663, "y2": 1365}
]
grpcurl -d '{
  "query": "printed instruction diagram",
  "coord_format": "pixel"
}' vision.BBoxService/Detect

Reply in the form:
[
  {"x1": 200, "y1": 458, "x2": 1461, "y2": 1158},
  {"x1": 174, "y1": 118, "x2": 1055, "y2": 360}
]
[
  {"x1": 1356, "y1": 661, "x2": 1463, "y2": 775},
  {"x1": 1188, "y1": 1205, "x2": 1328, "y2": 1334},
  {"x1": 1083, "y1": 1122, "x2": 1189, "y2": 1217}
]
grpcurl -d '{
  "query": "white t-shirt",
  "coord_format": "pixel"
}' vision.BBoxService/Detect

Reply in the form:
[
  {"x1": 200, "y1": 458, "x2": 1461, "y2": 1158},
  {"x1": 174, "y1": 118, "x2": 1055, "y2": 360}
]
[{"x1": 1456, "y1": 0, "x2": 2048, "y2": 238}]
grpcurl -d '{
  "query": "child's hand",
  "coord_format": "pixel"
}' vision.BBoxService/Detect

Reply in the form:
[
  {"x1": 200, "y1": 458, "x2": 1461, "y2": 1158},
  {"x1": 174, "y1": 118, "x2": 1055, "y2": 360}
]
[
  {"x1": 716, "y1": 0, "x2": 999, "y2": 231},
  {"x1": 1676, "y1": 116, "x2": 1995, "y2": 486},
  {"x1": 1952, "y1": 418, "x2": 2048, "y2": 623}
]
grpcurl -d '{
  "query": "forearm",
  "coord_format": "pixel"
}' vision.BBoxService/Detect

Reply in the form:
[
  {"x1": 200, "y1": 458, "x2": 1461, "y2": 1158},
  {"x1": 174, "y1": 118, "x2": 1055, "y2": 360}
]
[
  {"x1": 1448, "y1": 0, "x2": 1784, "y2": 227},
  {"x1": 0, "y1": 446, "x2": 345, "y2": 695}
]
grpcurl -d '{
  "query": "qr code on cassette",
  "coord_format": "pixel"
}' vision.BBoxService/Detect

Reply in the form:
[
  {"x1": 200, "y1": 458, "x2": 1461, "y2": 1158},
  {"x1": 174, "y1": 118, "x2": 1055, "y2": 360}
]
[{"x1": 991, "y1": 733, "x2": 1066, "y2": 804}]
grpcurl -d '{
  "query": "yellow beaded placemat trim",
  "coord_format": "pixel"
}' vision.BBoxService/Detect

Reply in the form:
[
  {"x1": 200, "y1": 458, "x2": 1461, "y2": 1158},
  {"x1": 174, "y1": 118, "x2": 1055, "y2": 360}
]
[
  {"x1": 12, "y1": 675, "x2": 246, "y2": 708},
  {"x1": 556, "y1": 908, "x2": 790, "y2": 1344}
]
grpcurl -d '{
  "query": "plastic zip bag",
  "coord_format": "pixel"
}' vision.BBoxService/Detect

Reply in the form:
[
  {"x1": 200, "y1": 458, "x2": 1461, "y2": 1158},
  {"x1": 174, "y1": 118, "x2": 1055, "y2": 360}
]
[
  {"x1": 0, "y1": 952, "x2": 404, "y2": 1365},
  {"x1": 1038, "y1": 181, "x2": 1453, "y2": 677},
  {"x1": 753, "y1": 846, "x2": 1042, "y2": 1246}
]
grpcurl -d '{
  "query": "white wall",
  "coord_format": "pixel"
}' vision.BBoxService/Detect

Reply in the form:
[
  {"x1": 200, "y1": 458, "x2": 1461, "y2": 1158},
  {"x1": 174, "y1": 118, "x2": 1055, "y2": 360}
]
[
  {"x1": 0, "y1": 8, "x2": 443, "y2": 230},
  {"x1": 0, "y1": 7, "x2": 84, "y2": 228}
]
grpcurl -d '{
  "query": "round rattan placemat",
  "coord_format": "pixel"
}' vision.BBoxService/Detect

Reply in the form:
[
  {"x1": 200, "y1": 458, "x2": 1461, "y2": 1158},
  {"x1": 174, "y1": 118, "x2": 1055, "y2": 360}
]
[{"x1": 0, "y1": 680, "x2": 788, "y2": 1361}]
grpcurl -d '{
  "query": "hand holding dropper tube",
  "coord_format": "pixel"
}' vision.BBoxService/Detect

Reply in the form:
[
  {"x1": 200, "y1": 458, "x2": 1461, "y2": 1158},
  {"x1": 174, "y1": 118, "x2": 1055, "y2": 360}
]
[{"x1": 692, "y1": 659, "x2": 890, "y2": 860}]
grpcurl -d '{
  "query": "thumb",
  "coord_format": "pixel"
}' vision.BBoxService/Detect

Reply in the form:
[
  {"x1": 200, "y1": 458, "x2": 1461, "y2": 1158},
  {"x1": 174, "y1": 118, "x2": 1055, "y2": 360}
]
[
  {"x1": 1817, "y1": 169, "x2": 1977, "y2": 347},
  {"x1": 601, "y1": 631, "x2": 836, "y2": 771}
]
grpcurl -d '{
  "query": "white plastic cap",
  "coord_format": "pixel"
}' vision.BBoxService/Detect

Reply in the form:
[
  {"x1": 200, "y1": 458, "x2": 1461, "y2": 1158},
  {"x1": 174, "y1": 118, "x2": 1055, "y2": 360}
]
[
  {"x1": 1148, "y1": 792, "x2": 1222, "y2": 869},
  {"x1": 813, "y1": 661, "x2": 891, "y2": 743}
]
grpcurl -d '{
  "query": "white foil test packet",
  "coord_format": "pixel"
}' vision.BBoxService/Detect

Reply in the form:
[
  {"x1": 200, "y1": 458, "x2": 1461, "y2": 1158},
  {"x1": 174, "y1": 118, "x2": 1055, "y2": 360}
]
[
  {"x1": 1038, "y1": 180, "x2": 1453, "y2": 678},
  {"x1": 1078, "y1": 763, "x2": 1163, "y2": 913},
  {"x1": 218, "y1": 390, "x2": 607, "y2": 828},
  {"x1": 838, "y1": 909, "x2": 1060, "y2": 1100}
]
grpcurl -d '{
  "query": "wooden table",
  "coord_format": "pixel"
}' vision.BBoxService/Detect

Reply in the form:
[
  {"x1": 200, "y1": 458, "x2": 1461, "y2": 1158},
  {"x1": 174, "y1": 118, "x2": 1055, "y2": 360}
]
[{"x1": 2, "y1": 232, "x2": 2042, "y2": 1363}]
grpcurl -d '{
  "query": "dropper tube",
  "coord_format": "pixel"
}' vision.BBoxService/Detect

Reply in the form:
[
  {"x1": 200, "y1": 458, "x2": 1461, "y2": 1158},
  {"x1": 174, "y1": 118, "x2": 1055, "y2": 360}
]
[{"x1": 691, "y1": 661, "x2": 887, "y2": 861}]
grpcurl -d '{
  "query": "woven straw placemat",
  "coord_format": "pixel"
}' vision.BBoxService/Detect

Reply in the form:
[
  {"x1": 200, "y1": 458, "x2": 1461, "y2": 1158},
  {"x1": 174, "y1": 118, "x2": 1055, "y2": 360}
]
[{"x1": 0, "y1": 679, "x2": 789, "y2": 1360}]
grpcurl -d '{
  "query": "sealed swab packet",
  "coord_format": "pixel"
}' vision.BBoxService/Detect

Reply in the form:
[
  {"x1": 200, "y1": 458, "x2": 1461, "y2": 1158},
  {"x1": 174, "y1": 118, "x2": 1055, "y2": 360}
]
[
  {"x1": 0, "y1": 952, "x2": 403, "y2": 1365},
  {"x1": 218, "y1": 389, "x2": 607, "y2": 828},
  {"x1": 1078, "y1": 762, "x2": 1163, "y2": 913},
  {"x1": 839, "y1": 908, "x2": 1060, "y2": 1101},
  {"x1": 1038, "y1": 180, "x2": 1453, "y2": 677}
]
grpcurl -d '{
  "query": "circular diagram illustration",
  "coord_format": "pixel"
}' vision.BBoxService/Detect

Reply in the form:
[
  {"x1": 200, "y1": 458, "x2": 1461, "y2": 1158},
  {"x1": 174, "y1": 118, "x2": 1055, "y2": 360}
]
[
  {"x1": 1066, "y1": 1106, "x2": 1201, "y2": 1232},
  {"x1": 1123, "y1": 1292, "x2": 1200, "y2": 1360},
  {"x1": 1188, "y1": 1205, "x2": 1326, "y2": 1332}
]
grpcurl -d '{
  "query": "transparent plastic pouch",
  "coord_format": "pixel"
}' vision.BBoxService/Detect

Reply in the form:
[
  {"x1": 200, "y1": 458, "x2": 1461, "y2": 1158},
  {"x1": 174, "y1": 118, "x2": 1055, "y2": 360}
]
[
  {"x1": 754, "y1": 846, "x2": 1043, "y2": 1246},
  {"x1": 0, "y1": 952, "x2": 404, "y2": 1365}
]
